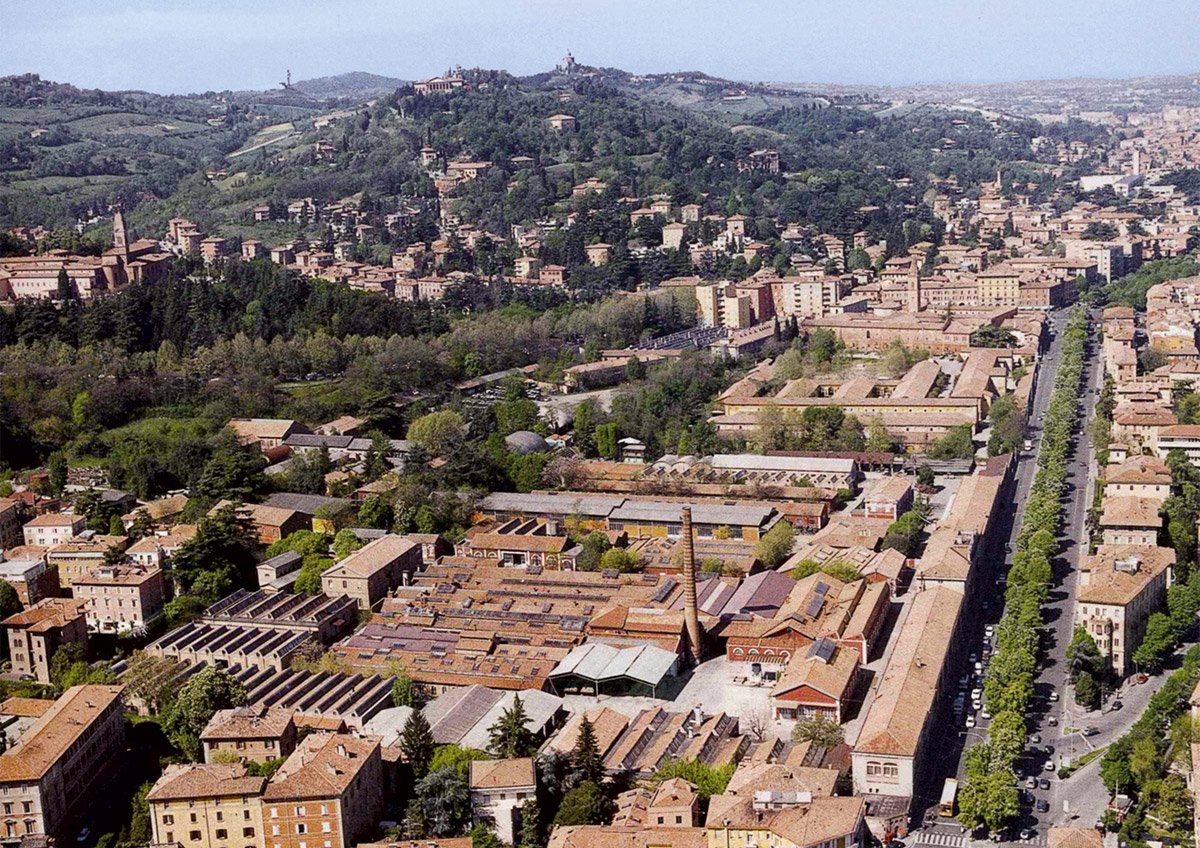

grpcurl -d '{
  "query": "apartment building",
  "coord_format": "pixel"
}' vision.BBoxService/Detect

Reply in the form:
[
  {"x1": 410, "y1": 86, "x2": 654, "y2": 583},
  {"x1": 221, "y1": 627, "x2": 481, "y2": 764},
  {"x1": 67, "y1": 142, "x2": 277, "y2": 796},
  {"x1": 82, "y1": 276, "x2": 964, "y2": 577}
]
[
  {"x1": 21, "y1": 514, "x2": 84, "y2": 548},
  {"x1": 147, "y1": 762, "x2": 266, "y2": 848},
  {"x1": 201, "y1": 706, "x2": 298, "y2": 765},
  {"x1": 71, "y1": 563, "x2": 166, "y2": 633},
  {"x1": 852, "y1": 587, "x2": 963, "y2": 802},
  {"x1": 2, "y1": 599, "x2": 88, "y2": 683},
  {"x1": 468, "y1": 758, "x2": 536, "y2": 844},
  {"x1": 261, "y1": 733, "x2": 383, "y2": 848},
  {"x1": 1098, "y1": 497, "x2": 1164, "y2": 546},
  {"x1": 0, "y1": 685, "x2": 125, "y2": 845},
  {"x1": 320, "y1": 535, "x2": 422, "y2": 610},
  {"x1": 1076, "y1": 545, "x2": 1175, "y2": 677}
]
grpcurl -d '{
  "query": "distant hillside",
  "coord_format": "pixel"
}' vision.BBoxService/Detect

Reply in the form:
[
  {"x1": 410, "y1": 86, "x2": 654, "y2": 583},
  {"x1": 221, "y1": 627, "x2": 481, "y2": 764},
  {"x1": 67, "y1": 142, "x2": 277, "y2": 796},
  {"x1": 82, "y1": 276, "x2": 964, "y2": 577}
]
[{"x1": 293, "y1": 72, "x2": 407, "y2": 100}]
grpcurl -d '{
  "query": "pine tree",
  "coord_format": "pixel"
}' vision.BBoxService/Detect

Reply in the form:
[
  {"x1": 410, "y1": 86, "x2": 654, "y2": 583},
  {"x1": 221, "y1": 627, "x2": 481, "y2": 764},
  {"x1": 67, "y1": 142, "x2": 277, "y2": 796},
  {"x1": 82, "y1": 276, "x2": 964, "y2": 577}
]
[
  {"x1": 401, "y1": 709, "x2": 435, "y2": 778},
  {"x1": 571, "y1": 716, "x2": 604, "y2": 785},
  {"x1": 487, "y1": 694, "x2": 535, "y2": 758}
]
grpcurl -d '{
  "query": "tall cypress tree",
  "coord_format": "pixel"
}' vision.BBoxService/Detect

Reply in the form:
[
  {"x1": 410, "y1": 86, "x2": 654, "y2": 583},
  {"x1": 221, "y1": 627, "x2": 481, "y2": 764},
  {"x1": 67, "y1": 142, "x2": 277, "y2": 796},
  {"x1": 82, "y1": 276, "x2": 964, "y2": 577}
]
[
  {"x1": 401, "y1": 709, "x2": 435, "y2": 778},
  {"x1": 572, "y1": 716, "x2": 604, "y2": 785}
]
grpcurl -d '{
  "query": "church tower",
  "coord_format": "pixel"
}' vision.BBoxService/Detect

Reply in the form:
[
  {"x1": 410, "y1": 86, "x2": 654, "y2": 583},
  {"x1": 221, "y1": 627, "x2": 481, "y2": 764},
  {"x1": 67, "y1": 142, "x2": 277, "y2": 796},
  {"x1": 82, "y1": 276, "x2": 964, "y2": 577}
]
[{"x1": 112, "y1": 207, "x2": 129, "y2": 255}]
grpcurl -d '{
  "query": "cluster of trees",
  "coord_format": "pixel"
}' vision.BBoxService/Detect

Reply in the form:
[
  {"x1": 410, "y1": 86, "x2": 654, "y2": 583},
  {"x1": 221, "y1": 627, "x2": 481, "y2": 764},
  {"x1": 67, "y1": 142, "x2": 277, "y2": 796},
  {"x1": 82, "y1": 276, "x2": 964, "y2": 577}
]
[
  {"x1": 263, "y1": 528, "x2": 364, "y2": 594},
  {"x1": 881, "y1": 501, "x2": 929, "y2": 558},
  {"x1": 957, "y1": 306, "x2": 1088, "y2": 834},
  {"x1": 1099, "y1": 645, "x2": 1200, "y2": 843},
  {"x1": 986, "y1": 394, "x2": 1027, "y2": 458},
  {"x1": 393, "y1": 696, "x2": 625, "y2": 847},
  {"x1": 1104, "y1": 254, "x2": 1199, "y2": 311},
  {"x1": 0, "y1": 259, "x2": 695, "y2": 478}
]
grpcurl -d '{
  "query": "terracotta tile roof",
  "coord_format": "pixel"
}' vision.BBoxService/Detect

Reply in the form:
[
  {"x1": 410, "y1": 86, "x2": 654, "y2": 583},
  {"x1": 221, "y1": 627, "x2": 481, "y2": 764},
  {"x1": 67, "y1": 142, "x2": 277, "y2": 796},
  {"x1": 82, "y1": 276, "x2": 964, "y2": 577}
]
[
  {"x1": 2, "y1": 597, "x2": 88, "y2": 632},
  {"x1": 201, "y1": 704, "x2": 296, "y2": 741},
  {"x1": 263, "y1": 732, "x2": 378, "y2": 801},
  {"x1": 0, "y1": 698, "x2": 53, "y2": 718},
  {"x1": 0, "y1": 685, "x2": 123, "y2": 782},
  {"x1": 543, "y1": 707, "x2": 629, "y2": 758},
  {"x1": 324, "y1": 534, "x2": 418, "y2": 579},
  {"x1": 468, "y1": 757, "x2": 536, "y2": 790},
  {"x1": 854, "y1": 587, "x2": 960, "y2": 756},
  {"x1": 146, "y1": 762, "x2": 266, "y2": 802},
  {"x1": 1079, "y1": 545, "x2": 1175, "y2": 606},
  {"x1": 705, "y1": 795, "x2": 865, "y2": 847},
  {"x1": 1099, "y1": 496, "x2": 1164, "y2": 528}
]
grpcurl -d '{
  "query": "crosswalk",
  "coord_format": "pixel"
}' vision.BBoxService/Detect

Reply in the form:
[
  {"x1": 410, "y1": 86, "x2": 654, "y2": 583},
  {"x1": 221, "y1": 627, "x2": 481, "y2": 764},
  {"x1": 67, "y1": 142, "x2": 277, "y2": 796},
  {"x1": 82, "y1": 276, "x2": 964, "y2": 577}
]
[
  {"x1": 911, "y1": 832, "x2": 1048, "y2": 848},
  {"x1": 912, "y1": 832, "x2": 968, "y2": 848}
]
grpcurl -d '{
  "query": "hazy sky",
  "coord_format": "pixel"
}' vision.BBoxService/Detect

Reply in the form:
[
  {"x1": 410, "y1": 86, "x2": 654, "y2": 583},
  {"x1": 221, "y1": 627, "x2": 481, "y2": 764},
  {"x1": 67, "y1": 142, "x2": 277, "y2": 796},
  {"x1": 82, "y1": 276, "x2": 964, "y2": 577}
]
[{"x1": 7, "y1": 0, "x2": 1200, "y2": 94}]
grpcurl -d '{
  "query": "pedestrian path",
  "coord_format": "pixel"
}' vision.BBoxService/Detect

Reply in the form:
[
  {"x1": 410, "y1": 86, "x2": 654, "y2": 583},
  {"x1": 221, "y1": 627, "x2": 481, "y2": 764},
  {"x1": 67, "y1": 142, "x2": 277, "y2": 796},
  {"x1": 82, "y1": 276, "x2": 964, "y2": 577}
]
[{"x1": 913, "y1": 831, "x2": 968, "y2": 848}]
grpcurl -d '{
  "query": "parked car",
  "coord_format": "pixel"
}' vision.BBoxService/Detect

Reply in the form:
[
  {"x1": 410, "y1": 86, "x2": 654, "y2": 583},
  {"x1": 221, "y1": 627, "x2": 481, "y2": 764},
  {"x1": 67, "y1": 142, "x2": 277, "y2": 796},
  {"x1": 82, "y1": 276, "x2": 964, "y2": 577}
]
[
  {"x1": 966, "y1": 715, "x2": 976, "y2": 728},
  {"x1": 1049, "y1": 690, "x2": 1059, "y2": 702},
  {"x1": 1045, "y1": 744, "x2": 1055, "y2": 755},
  {"x1": 982, "y1": 708, "x2": 992, "y2": 720},
  {"x1": 1044, "y1": 761, "x2": 1055, "y2": 772},
  {"x1": 1020, "y1": 829, "x2": 1034, "y2": 841},
  {"x1": 1083, "y1": 726, "x2": 1100, "y2": 737},
  {"x1": 1036, "y1": 800, "x2": 1050, "y2": 813},
  {"x1": 1111, "y1": 700, "x2": 1123, "y2": 712},
  {"x1": 1039, "y1": 778, "x2": 1051, "y2": 790},
  {"x1": 985, "y1": 624, "x2": 995, "y2": 638},
  {"x1": 1025, "y1": 776, "x2": 1037, "y2": 789},
  {"x1": 1029, "y1": 733, "x2": 1041, "y2": 744}
]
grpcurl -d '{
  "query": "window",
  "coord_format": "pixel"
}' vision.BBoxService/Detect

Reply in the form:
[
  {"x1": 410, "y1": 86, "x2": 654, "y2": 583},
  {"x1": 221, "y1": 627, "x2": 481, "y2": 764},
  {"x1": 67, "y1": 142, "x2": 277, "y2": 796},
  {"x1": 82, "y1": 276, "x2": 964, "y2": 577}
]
[
  {"x1": 190, "y1": 813, "x2": 198, "y2": 823},
  {"x1": 21, "y1": 802, "x2": 29, "y2": 814},
  {"x1": 296, "y1": 806, "x2": 306, "y2": 817},
  {"x1": 272, "y1": 826, "x2": 281, "y2": 837},
  {"x1": 270, "y1": 808, "x2": 279, "y2": 819},
  {"x1": 190, "y1": 831, "x2": 202, "y2": 842},
  {"x1": 244, "y1": 810, "x2": 252, "y2": 821},
  {"x1": 23, "y1": 821, "x2": 34, "y2": 835},
  {"x1": 244, "y1": 828, "x2": 255, "y2": 838},
  {"x1": 676, "y1": 816, "x2": 683, "y2": 825},
  {"x1": 657, "y1": 817, "x2": 664, "y2": 825},
  {"x1": 319, "y1": 805, "x2": 328, "y2": 816},
  {"x1": 166, "y1": 833, "x2": 173, "y2": 843},
  {"x1": 164, "y1": 815, "x2": 175, "y2": 825},
  {"x1": 297, "y1": 824, "x2": 308, "y2": 835},
  {"x1": 216, "y1": 812, "x2": 224, "y2": 822},
  {"x1": 322, "y1": 822, "x2": 331, "y2": 833},
  {"x1": 217, "y1": 830, "x2": 228, "y2": 840}
]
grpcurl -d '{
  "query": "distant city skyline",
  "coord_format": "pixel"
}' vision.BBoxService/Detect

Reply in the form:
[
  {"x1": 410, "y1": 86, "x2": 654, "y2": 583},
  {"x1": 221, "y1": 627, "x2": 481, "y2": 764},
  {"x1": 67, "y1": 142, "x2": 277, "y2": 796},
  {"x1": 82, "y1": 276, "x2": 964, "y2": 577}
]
[{"x1": 6, "y1": 0, "x2": 1200, "y2": 95}]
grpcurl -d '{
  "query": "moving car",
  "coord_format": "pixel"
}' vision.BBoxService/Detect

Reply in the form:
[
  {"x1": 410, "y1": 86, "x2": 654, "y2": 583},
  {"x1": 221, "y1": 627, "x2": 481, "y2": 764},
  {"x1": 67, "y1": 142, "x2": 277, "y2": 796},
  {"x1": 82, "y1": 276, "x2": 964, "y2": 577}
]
[{"x1": 1083, "y1": 726, "x2": 1100, "y2": 737}]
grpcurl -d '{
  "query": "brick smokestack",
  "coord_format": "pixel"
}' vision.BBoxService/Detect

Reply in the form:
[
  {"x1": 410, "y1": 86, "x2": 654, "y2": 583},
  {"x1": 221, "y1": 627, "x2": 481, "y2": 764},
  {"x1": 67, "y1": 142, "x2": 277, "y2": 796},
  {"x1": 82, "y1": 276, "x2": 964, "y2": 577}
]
[{"x1": 681, "y1": 506, "x2": 703, "y2": 664}]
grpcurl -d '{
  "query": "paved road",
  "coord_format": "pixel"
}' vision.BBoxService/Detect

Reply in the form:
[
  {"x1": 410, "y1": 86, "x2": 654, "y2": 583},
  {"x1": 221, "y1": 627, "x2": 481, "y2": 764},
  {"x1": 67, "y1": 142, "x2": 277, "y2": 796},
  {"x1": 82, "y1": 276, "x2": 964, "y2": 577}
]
[{"x1": 909, "y1": 307, "x2": 1099, "y2": 845}]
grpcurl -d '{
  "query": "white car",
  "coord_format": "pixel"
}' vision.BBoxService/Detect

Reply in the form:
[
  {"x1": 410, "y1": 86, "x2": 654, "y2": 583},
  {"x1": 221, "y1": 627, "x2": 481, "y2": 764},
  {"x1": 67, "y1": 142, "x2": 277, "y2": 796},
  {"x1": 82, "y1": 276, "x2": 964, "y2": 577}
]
[
  {"x1": 971, "y1": 688, "x2": 983, "y2": 700},
  {"x1": 982, "y1": 708, "x2": 993, "y2": 720},
  {"x1": 966, "y1": 715, "x2": 976, "y2": 728},
  {"x1": 1049, "y1": 690, "x2": 1059, "y2": 702},
  {"x1": 985, "y1": 625, "x2": 995, "y2": 638}
]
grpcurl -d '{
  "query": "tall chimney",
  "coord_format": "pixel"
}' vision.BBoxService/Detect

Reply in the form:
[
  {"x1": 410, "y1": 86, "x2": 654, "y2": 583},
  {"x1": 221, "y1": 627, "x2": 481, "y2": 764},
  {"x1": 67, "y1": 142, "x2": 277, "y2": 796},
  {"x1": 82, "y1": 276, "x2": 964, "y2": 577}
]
[{"x1": 681, "y1": 506, "x2": 703, "y2": 664}]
